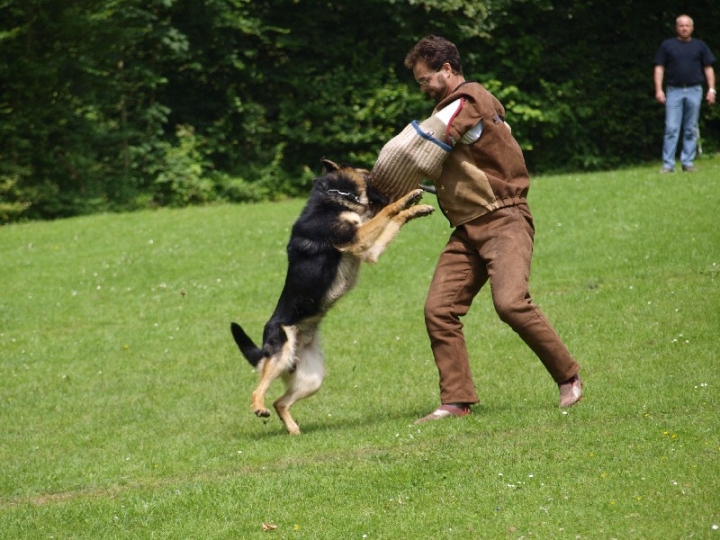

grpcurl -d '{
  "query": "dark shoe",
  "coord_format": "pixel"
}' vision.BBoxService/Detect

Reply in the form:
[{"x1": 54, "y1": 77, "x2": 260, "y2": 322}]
[
  {"x1": 415, "y1": 403, "x2": 471, "y2": 424},
  {"x1": 659, "y1": 168, "x2": 675, "y2": 174},
  {"x1": 559, "y1": 375, "x2": 583, "y2": 408},
  {"x1": 682, "y1": 165, "x2": 697, "y2": 172}
]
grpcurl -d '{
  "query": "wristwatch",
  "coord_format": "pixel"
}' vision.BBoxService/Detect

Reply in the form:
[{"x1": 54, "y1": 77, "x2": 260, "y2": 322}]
[{"x1": 710, "y1": 88, "x2": 717, "y2": 94}]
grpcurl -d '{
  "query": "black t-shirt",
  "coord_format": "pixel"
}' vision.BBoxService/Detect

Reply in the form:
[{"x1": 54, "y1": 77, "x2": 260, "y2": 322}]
[{"x1": 654, "y1": 38, "x2": 716, "y2": 86}]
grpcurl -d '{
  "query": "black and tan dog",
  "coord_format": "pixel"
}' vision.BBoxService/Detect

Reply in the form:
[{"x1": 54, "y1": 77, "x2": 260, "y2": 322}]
[{"x1": 230, "y1": 159, "x2": 433, "y2": 435}]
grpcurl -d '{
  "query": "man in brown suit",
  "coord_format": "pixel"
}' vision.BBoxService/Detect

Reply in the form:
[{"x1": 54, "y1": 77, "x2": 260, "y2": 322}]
[{"x1": 372, "y1": 36, "x2": 583, "y2": 423}]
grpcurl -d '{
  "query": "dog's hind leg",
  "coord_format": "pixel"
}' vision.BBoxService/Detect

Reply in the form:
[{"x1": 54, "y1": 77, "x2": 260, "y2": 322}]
[
  {"x1": 251, "y1": 325, "x2": 297, "y2": 418},
  {"x1": 274, "y1": 332, "x2": 326, "y2": 435}
]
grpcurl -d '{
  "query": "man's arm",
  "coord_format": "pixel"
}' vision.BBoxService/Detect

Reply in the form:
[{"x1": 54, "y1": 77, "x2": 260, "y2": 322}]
[
  {"x1": 705, "y1": 65, "x2": 716, "y2": 105},
  {"x1": 654, "y1": 65, "x2": 666, "y2": 104}
]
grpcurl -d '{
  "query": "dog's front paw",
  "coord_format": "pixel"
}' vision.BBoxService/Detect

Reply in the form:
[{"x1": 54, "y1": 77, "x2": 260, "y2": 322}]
[
  {"x1": 415, "y1": 204, "x2": 434, "y2": 216},
  {"x1": 406, "y1": 204, "x2": 434, "y2": 220},
  {"x1": 404, "y1": 188, "x2": 425, "y2": 206},
  {"x1": 254, "y1": 408, "x2": 272, "y2": 418}
]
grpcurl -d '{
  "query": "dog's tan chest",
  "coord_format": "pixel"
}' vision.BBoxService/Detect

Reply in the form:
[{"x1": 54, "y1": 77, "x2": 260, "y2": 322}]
[
  {"x1": 324, "y1": 254, "x2": 362, "y2": 308},
  {"x1": 339, "y1": 210, "x2": 364, "y2": 227}
]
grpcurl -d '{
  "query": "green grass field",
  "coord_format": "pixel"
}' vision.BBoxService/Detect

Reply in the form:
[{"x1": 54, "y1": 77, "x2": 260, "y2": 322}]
[{"x1": 1, "y1": 158, "x2": 719, "y2": 539}]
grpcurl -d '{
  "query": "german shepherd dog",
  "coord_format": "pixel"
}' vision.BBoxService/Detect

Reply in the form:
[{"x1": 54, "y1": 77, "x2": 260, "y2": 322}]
[{"x1": 230, "y1": 159, "x2": 433, "y2": 434}]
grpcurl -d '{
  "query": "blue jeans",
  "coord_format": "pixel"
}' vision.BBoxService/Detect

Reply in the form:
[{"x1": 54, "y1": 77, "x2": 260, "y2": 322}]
[{"x1": 663, "y1": 85, "x2": 702, "y2": 170}]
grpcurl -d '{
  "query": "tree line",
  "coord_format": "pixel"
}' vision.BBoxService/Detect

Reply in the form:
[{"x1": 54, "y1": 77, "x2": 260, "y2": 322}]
[{"x1": 2, "y1": 0, "x2": 719, "y2": 222}]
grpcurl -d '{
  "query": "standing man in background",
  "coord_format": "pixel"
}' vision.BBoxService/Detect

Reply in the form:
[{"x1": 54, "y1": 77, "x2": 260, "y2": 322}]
[{"x1": 654, "y1": 14, "x2": 716, "y2": 173}]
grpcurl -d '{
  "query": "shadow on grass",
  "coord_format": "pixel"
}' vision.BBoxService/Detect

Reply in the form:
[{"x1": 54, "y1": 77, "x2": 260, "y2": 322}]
[{"x1": 229, "y1": 401, "x2": 502, "y2": 439}]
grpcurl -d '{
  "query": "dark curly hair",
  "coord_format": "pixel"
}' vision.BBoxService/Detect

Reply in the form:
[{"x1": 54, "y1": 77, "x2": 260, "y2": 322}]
[{"x1": 404, "y1": 35, "x2": 463, "y2": 75}]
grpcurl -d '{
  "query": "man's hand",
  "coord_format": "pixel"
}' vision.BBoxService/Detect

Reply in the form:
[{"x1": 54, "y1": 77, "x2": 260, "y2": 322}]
[
  {"x1": 706, "y1": 89, "x2": 717, "y2": 106},
  {"x1": 653, "y1": 65, "x2": 666, "y2": 104}
]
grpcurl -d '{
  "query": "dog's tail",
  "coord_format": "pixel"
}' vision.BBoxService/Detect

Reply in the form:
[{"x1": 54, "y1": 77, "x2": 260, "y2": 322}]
[{"x1": 230, "y1": 322, "x2": 265, "y2": 368}]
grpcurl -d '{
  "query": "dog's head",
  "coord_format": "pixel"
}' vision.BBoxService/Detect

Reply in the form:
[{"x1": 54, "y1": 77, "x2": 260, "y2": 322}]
[{"x1": 318, "y1": 159, "x2": 388, "y2": 212}]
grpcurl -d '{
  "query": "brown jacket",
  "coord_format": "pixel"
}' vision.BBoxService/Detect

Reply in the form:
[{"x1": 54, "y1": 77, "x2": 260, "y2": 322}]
[{"x1": 432, "y1": 81, "x2": 530, "y2": 227}]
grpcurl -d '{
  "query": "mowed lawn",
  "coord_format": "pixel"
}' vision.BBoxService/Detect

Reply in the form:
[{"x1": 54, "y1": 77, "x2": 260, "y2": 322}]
[{"x1": 1, "y1": 158, "x2": 719, "y2": 539}]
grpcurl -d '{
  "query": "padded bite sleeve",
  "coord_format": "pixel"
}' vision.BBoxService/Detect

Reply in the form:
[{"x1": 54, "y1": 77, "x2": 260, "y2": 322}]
[{"x1": 370, "y1": 101, "x2": 463, "y2": 201}]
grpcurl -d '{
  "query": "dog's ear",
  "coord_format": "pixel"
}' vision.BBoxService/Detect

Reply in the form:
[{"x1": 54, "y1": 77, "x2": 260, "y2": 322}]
[
  {"x1": 320, "y1": 158, "x2": 340, "y2": 173},
  {"x1": 314, "y1": 176, "x2": 329, "y2": 192}
]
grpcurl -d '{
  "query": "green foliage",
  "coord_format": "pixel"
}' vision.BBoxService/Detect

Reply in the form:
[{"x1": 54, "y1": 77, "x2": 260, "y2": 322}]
[
  {"x1": 0, "y1": 0, "x2": 182, "y2": 219},
  {"x1": 2, "y1": 0, "x2": 720, "y2": 221},
  {"x1": 153, "y1": 125, "x2": 216, "y2": 207},
  {"x1": 1, "y1": 160, "x2": 719, "y2": 537},
  {"x1": 0, "y1": 173, "x2": 32, "y2": 222}
]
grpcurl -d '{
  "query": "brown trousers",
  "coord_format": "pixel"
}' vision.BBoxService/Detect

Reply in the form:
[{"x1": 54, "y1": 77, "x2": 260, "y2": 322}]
[{"x1": 424, "y1": 204, "x2": 580, "y2": 405}]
